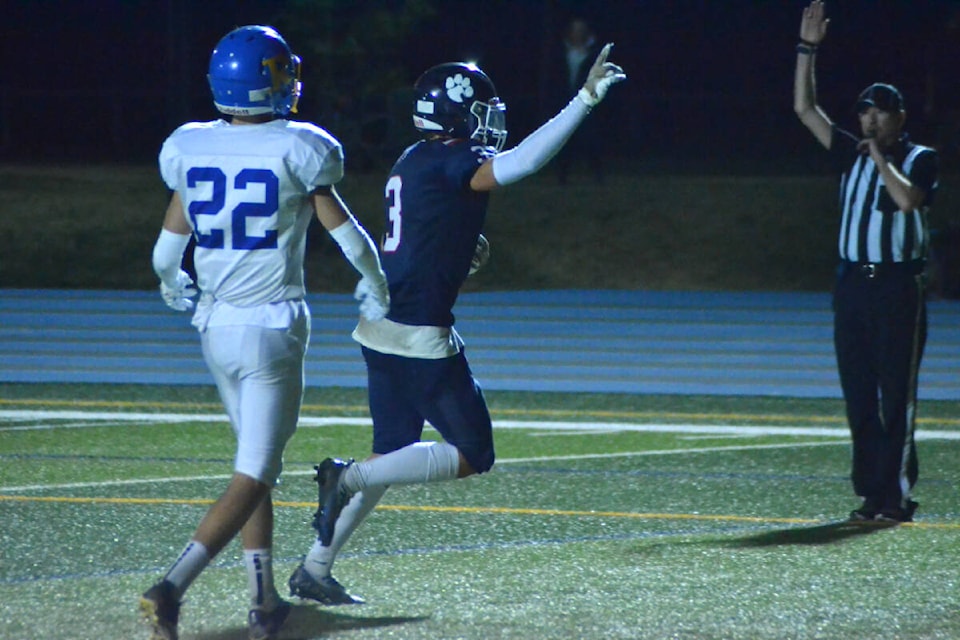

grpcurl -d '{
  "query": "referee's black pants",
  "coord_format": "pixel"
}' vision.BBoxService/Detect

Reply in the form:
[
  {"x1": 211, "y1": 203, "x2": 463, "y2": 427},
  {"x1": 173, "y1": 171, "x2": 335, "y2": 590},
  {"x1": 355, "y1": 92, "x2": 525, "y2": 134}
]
[{"x1": 833, "y1": 262, "x2": 927, "y2": 512}]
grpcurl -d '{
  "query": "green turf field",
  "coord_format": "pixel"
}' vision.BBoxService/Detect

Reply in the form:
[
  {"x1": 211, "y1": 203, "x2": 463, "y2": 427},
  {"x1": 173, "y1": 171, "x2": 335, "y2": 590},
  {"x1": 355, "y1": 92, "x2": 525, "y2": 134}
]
[{"x1": 1, "y1": 384, "x2": 958, "y2": 639}]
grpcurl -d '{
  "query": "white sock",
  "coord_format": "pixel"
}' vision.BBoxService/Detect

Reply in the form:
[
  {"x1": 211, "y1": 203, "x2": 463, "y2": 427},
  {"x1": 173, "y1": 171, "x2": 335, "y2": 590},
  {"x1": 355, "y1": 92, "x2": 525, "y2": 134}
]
[
  {"x1": 163, "y1": 541, "x2": 210, "y2": 597},
  {"x1": 304, "y1": 484, "x2": 387, "y2": 579},
  {"x1": 342, "y1": 442, "x2": 460, "y2": 494},
  {"x1": 243, "y1": 548, "x2": 280, "y2": 611}
]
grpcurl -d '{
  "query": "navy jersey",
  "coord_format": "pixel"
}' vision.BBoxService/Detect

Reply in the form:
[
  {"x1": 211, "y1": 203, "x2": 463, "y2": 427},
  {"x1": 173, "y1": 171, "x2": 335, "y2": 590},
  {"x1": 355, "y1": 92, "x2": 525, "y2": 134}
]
[{"x1": 381, "y1": 139, "x2": 496, "y2": 327}]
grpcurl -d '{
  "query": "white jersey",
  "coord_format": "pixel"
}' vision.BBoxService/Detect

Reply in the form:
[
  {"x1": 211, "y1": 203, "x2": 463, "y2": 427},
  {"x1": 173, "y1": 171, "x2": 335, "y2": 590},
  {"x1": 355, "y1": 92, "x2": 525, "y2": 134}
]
[{"x1": 159, "y1": 119, "x2": 343, "y2": 308}]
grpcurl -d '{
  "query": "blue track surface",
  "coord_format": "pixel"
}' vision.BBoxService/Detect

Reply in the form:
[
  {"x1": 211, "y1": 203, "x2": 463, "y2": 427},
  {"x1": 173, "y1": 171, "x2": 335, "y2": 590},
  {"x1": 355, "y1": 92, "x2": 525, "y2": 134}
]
[{"x1": 1, "y1": 289, "x2": 958, "y2": 399}]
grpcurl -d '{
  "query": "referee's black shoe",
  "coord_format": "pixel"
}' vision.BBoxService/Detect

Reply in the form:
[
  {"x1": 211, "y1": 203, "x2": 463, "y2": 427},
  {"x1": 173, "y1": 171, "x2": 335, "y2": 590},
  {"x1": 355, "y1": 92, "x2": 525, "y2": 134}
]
[
  {"x1": 875, "y1": 500, "x2": 918, "y2": 524},
  {"x1": 849, "y1": 499, "x2": 880, "y2": 522}
]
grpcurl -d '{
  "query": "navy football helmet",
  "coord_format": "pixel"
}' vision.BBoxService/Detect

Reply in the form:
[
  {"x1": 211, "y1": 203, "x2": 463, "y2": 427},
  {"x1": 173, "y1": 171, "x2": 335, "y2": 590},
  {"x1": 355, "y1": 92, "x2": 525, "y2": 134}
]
[
  {"x1": 412, "y1": 62, "x2": 507, "y2": 151},
  {"x1": 208, "y1": 25, "x2": 302, "y2": 117}
]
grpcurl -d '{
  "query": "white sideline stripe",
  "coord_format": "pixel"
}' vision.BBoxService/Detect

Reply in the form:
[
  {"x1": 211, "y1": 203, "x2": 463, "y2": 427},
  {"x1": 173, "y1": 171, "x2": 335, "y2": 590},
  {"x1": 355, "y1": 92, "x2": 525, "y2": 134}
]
[
  {"x1": 529, "y1": 429, "x2": 624, "y2": 436},
  {"x1": 1, "y1": 474, "x2": 237, "y2": 492},
  {"x1": 0, "y1": 420, "x2": 155, "y2": 431},
  {"x1": 0, "y1": 440, "x2": 846, "y2": 493},
  {"x1": 1, "y1": 409, "x2": 959, "y2": 440},
  {"x1": 679, "y1": 434, "x2": 759, "y2": 441}
]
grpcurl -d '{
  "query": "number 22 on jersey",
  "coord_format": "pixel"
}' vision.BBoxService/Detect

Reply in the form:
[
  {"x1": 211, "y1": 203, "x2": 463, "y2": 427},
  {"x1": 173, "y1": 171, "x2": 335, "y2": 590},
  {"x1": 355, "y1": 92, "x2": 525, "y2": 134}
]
[
  {"x1": 186, "y1": 166, "x2": 279, "y2": 251},
  {"x1": 383, "y1": 175, "x2": 402, "y2": 253}
]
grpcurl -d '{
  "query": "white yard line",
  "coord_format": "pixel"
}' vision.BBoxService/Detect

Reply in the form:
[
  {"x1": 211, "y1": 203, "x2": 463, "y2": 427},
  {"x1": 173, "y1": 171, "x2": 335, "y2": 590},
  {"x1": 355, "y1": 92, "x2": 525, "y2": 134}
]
[
  {"x1": 0, "y1": 411, "x2": 377, "y2": 432},
  {"x1": 0, "y1": 440, "x2": 845, "y2": 493},
  {"x1": 0, "y1": 474, "x2": 238, "y2": 493},
  {"x1": 527, "y1": 429, "x2": 626, "y2": 436},
  {"x1": 2, "y1": 409, "x2": 959, "y2": 439},
  {"x1": 0, "y1": 420, "x2": 159, "y2": 432},
  {"x1": 678, "y1": 434, "x2": 761, "y2": 441},
  {"x1": 0, "y1": 408, "x2": 956, "y2": 493}
]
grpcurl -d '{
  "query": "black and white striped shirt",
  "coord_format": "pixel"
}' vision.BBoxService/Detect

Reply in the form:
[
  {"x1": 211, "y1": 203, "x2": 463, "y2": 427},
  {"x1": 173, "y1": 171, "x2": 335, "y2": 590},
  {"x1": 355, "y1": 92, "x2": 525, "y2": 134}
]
[{"x1": 831, "y1": 127, "x2": 939, "y2": 263}]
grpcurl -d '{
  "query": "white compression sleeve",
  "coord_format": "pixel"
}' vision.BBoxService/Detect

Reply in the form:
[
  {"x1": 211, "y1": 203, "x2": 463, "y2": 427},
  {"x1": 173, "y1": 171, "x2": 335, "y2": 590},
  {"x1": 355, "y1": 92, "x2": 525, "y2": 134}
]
[
  {"x1": 151, "y1": 229, "x2": 191, "y2": 288},
  {"x1": 491, "y1": 94, "x2": 592, "y2": 186},
  {"x1": 328, "y1": 216, "x2": 385, "y2": 283}
]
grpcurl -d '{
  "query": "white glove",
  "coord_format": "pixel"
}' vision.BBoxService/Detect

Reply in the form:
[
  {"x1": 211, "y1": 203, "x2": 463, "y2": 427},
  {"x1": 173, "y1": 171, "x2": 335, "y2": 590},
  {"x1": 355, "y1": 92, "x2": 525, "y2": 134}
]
[
  {"x1": 469, "y1": 234, "x2": 490, "y2": 276},
  {"x1": 578, "y1": 43, "x2": 627, "y2": 108},
  {"x1": 354, "y1": 276, "x2": 390, "y2": 322},
  {"x1": 159, "y1": 270, "x2": 197, "y2": 312}
]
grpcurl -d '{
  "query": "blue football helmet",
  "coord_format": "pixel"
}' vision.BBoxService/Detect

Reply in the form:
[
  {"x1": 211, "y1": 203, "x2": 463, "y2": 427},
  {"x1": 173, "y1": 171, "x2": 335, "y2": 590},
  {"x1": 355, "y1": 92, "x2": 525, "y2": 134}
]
[
  {"x1": 208, "y1": 25, "x2": 302, "y2": 117},
  {"x1": 412, "y1": 62, "x2": 507, "y2": 151}
]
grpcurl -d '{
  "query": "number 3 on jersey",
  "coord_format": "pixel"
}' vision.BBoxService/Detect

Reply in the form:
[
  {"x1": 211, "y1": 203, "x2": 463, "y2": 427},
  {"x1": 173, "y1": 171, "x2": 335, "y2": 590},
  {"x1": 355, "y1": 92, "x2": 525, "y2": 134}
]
[
  {"x1": 383, "y1": 175, "x2": 402, "y2": 253},
  {"x1": 187, "y1": 167, "x2": 279, "y2": 250}
]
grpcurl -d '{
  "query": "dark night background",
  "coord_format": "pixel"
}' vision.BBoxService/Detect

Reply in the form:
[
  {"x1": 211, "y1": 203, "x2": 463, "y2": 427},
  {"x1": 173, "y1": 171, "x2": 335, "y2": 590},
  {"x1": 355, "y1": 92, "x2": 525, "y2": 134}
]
[{"x1": 4, "y1": 0, "x2": 960, "y2": 172}]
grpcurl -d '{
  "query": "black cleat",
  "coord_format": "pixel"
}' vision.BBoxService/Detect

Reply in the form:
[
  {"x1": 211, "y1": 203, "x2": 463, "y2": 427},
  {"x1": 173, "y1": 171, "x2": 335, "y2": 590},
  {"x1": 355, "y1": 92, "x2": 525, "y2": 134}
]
[
  {"x1": 139, "y1": 580, "x2": 181, "y2": 640},
  {"x1": 248, "y1": 600, "x2": 291, "y2": 640},
  {"x1": 312, "y1": 458, "x2": 354, "y2": 547},
  {"x1": 289, "y1": 563, "x2": 365, "y2": 605}
]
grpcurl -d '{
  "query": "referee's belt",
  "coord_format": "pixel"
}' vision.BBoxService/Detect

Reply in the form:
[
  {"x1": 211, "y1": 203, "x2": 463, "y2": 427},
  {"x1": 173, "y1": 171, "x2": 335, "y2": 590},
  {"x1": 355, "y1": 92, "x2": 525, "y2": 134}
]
[{"x1": 841, "y1": 260, "x2": 925, "y2": 279}]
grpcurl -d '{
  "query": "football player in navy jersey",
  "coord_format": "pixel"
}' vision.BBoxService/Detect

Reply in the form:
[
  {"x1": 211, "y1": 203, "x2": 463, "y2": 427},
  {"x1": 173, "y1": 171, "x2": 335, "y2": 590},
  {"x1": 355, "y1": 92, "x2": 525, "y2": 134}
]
[{"x1": 287, "y1": 45, "x2": 625, "y2": 601}]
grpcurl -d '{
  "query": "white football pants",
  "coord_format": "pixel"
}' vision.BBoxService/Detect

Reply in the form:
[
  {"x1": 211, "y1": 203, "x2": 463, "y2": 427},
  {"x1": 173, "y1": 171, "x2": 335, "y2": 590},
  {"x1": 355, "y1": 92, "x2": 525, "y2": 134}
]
[{"x1": 200, "y1": 310, "x2": 310, "y2": 485}]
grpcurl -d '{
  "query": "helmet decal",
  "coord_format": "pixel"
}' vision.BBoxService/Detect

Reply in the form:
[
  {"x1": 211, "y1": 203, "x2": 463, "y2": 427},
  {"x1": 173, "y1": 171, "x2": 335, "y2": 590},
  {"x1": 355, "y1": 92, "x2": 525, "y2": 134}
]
[
  {"x1": 413, "y1": 116, "x2": 444, "y2": 131},
  {"x1": 445, "y1": 74, "x2": 474, "y2": 103}
]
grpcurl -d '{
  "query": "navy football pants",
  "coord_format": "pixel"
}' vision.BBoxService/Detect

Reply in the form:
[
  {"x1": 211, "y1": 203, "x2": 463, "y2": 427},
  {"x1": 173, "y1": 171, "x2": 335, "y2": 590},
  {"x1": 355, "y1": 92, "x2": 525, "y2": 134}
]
[
  {"x1": 833, "y1": 264, "x2": 927, "y2": 510},
  {"x1": 362, "y1": 346, "x2": 495, "y2": 474}
]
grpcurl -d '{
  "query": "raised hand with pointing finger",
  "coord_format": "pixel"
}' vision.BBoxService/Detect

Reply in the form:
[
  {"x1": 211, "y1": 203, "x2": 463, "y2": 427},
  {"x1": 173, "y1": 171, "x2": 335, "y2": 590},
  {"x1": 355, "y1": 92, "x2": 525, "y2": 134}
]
[{"x1": 580, "y1": 43, "x2": 627, "y2": 107}]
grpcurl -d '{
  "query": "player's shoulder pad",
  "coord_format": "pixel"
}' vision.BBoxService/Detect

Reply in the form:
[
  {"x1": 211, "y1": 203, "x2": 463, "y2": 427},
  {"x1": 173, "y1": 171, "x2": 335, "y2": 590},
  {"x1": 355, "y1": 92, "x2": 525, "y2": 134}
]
[
  {"x1": 282, "y1": 120, "x2": 343, "y2": 156},
  {"x1": 282, "y1": 120, "x2": 345, "y2": 187},
  {"x1": 445, "y1": 139, "x2": 497, "y2": 165},
  {"x1": 165, "y1": 119, "x2": 226, "y2": 141},
  {"x1": 471, "y1": 143, "x2": 498, "y2": 162}
]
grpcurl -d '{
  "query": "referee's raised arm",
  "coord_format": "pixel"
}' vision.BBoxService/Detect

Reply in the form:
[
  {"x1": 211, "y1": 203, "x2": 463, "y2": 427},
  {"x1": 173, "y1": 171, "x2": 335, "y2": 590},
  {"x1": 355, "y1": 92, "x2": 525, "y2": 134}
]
[{"x1": 794, "y1": 0, "x2": 833, "y2": 148}]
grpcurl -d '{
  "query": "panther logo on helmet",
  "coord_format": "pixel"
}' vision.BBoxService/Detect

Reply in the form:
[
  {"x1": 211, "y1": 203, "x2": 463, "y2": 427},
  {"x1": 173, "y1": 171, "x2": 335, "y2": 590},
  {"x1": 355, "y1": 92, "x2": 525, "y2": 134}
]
[{"x1": 445, "y1": 74, "x2": 475, "y2": 104}]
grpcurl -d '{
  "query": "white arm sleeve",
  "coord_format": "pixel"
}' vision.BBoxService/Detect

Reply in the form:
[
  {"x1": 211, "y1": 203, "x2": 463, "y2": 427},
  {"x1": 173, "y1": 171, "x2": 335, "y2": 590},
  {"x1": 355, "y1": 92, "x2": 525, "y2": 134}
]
[
  {"x1": 491, "y1": 95, "x2": 592, "y2": 186},
  {"x1": 151, "y1": 229, "x2": 191, "y2": 288},
  {"x1": 328, "y1": 215, "x2": 386, "y2": 283}
]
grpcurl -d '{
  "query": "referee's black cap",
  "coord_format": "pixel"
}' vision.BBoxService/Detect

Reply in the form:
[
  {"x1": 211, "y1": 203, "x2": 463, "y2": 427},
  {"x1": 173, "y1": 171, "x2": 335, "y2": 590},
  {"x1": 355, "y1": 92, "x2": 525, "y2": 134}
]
[{"x1": 856, "y1": 83, "x2": 904, "y2": 114}]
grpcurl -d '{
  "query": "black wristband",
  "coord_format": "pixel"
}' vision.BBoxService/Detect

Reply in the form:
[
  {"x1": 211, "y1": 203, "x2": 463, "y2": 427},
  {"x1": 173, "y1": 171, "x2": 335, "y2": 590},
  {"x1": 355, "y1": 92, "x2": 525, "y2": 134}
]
[
  {"x1": 799, "y1": 38, "x2": 819, "y2": 48},
  {"x1": 796, "y1": 43, "x2": 816, "y2": 55}
]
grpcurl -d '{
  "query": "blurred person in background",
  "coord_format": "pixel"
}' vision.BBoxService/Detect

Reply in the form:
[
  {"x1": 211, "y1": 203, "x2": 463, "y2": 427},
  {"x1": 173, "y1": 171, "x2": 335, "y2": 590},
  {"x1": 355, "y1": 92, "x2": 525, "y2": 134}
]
[{"x1": 554, "y1": 18, "x2": 607, "y2": 185}]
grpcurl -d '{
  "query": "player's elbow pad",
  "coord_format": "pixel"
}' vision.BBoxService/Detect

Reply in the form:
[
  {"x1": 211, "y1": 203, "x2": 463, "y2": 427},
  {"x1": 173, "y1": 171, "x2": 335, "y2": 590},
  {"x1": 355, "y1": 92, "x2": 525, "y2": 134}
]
[
  {"x1": 329, "y1": 216, "x2": 385, "y2": 282},
  {"x1": 491, "y1": 95, "x2": 591, "y2": 186},
  {"x1": 152, "y1": 229, "x2": 191, "y2": 287}
]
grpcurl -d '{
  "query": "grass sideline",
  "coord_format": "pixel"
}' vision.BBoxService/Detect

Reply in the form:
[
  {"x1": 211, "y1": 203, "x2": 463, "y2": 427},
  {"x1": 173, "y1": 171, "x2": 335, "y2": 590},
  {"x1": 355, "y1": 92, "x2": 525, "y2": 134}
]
[
  {"x1": 0, "y1": 163, "x2": 888, "y2": 292},
  {"x1": 1, "y1": 383, "x2": 959, "y2": 639},
  {"x1": 4, "y1": 162, "x2": 958, "y2": 292}
]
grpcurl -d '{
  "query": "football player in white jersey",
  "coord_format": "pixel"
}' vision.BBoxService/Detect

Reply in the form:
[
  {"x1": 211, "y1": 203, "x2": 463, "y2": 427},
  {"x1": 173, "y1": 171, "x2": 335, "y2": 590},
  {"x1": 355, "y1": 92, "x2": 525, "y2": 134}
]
[{"x1": 139, "y1": 25, "x2": 388, "y2": 640}]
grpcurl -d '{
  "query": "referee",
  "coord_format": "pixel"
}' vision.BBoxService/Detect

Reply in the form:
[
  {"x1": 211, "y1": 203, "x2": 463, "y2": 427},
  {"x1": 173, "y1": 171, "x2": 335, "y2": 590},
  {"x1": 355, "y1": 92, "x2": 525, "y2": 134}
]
[{"x1": 793, "y1": 1, "x2": 939, "y2": 523}]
